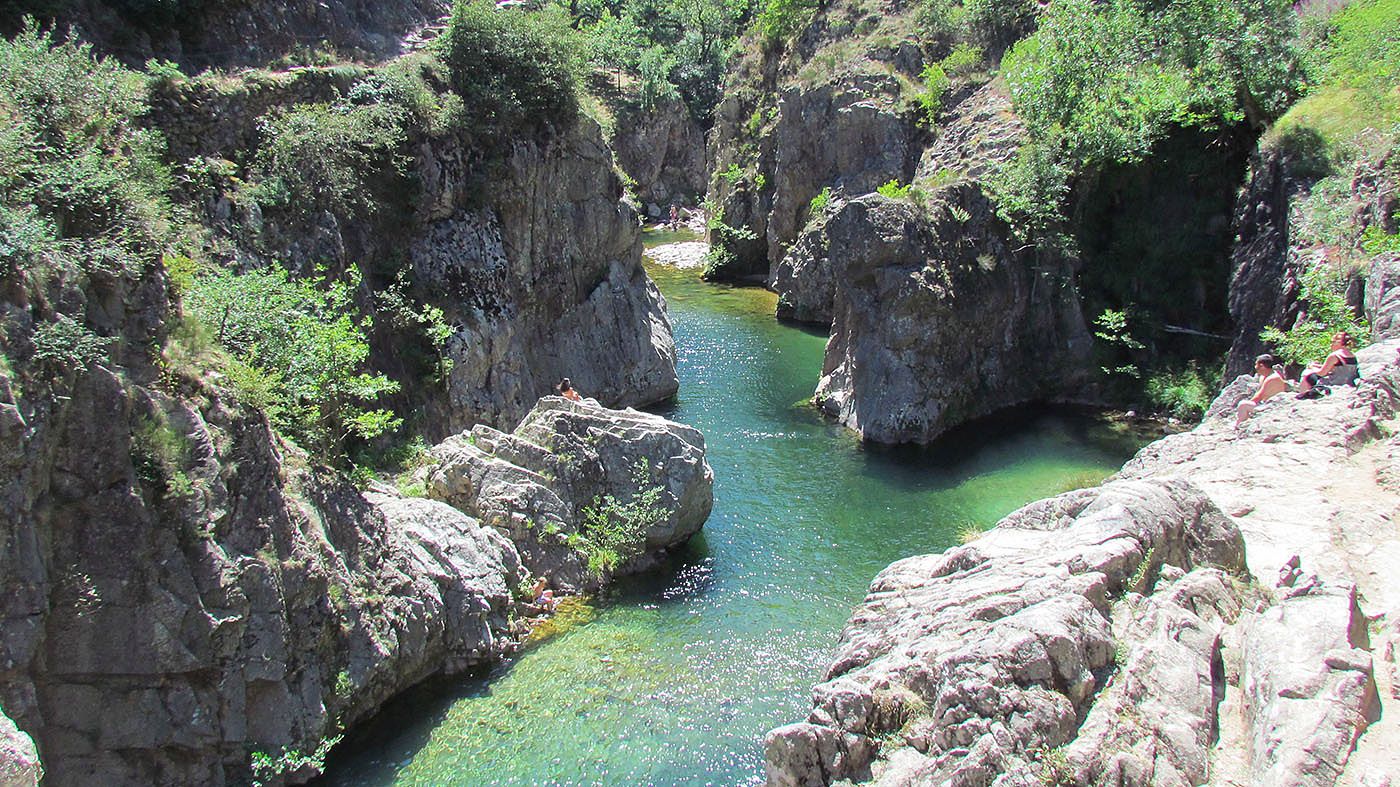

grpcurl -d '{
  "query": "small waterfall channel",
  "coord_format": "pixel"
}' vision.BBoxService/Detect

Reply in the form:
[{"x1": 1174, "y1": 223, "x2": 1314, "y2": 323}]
[{"x1": 318, "y1": 231, "x2": 1143, "y2": 785}]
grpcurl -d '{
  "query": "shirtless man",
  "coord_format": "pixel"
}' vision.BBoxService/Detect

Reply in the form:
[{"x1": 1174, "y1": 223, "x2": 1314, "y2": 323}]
[{"x1": 1236, "y1": 354, "x2": 1287, "y2": 426}]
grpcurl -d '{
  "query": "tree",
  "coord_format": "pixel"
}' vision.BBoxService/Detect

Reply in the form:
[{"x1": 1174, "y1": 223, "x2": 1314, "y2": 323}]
[{"x1": 182, "y1": 264, "x2": 401, "y2": 459}]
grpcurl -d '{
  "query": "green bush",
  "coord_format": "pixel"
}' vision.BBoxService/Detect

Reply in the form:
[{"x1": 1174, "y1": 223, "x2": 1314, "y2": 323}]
[
  {"x1": 914, "y1": 63, "x2": 950, "y2": 126},
  {"x1": 255, "y1": 100, "x2": 406, "y2": 220},
  {"x1": 1260, "y1": 263, "x2": 1370, "y2": 365},
  {"x1": 30, "y1": 314, "x2": 111, "y2": 370},
  {"x1": 435, "y1": 0, "x2": 582, "y2": 134},
  {"x1": 877, "y1": 179, "x2": 912, "y2": 200},
  {"x1": 182, "y1": 264, "x2": 401, "y2": 460},
  {"x1": 755, "y1": 0, "x2": 819, "y2": 46},
  {"x1": 637, "y1": 45, "x2": 680, "y2": 110},
  {"x1": 983, "y1": 140, "x2": 1071, "y2": 242},
  {"x1": 132, "y1": 413, "x2": 195, "y2": 500},
  {"x1": 1145, "y1": 362, "x2": 1217, "y2": 421},
  {"x1": 807, "y1": 186, "x2": 832, "y2": 217},
  {"x1": 0, "y1": 19, "x2": 172, "y2": 281},
  {"x1": 574, "y1": 460, "x2": 667, "y2": 577}
]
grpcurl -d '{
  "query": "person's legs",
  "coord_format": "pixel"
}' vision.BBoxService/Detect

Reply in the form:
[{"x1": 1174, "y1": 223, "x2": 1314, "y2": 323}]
[{"x1": 1236, "y1": 399, "x2": 1257, "y2": 426}]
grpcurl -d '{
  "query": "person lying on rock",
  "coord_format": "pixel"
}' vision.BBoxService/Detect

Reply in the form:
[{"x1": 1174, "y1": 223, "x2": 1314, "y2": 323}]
[
  {"x1": 1237, "y1": 354, "x2": 1288, "y2": 426},
  {"x1": 1296, "y1": 330, "x2": 1359, "y2": 399},
  {"x1": 556, "y1": 378, "x2": 583, "y2": 402}
]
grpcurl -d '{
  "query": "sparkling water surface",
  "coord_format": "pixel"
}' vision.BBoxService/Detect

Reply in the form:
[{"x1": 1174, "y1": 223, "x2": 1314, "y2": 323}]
[{"x1": 317, "y1": 235, "x2": 1142, "y2": 786}]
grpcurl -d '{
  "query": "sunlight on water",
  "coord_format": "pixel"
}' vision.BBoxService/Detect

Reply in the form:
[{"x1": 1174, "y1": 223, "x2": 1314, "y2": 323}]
[{"x1": 318, "y1": 247, "x2": 1143, "y2": 786}]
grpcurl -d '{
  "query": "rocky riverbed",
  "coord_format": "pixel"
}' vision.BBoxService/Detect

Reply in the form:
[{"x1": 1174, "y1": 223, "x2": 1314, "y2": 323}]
[{"x1": 766, "y1": 340, "x2": 1400, "y2": 786}]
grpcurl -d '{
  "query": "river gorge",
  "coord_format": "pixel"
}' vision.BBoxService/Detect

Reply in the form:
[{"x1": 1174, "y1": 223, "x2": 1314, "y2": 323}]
[{"x1": 316, "y1": 236, "x2": 1142, "y2": 785}]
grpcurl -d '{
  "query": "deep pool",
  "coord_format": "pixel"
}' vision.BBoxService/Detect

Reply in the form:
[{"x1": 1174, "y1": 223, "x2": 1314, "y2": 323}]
[{"x1": 317, "y1": 243, "x2": 1142, "y2": 786}]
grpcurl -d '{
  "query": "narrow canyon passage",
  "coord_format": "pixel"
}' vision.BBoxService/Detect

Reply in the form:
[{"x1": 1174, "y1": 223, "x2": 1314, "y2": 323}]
[{"x1": 317, "y1": 238, "x2": 1143, "y2": 785}]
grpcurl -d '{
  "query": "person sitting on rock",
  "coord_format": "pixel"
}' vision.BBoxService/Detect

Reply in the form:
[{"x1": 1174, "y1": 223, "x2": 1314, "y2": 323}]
[
  {"x1": 1237, "y1": 354, "x2": 1288, "y2": 426},
  {"x1": 556, "y1": 378, "x2": 582, "y2": 402},
  {"x1": 1296, "y1": 331, "x2": 1359, "y2": 399},
  {"x1": 529, "y1": 577, "x2": 556, "y2": 613}
]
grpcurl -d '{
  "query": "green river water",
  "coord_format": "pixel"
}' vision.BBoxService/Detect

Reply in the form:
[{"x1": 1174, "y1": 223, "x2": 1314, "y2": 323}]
[{"x1": 319, "y1": 236, "x2": 1143, "y2": 786}]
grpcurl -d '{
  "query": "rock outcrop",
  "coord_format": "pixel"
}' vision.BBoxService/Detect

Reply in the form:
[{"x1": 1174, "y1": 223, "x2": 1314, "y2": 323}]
[
  {"x1": 763, "y1": 478, "x2": 1246, "y2": 785},
  {"x1": 151, "y1": 66, "x2": 679, "y2": 438},
  {"x1": 424, "y1": 396, "x2": 714, "y2": 590},
  {"x1": 412, "y1": 117, "x2": 680, "y2": 434},
  {"x1": 612, "y1": 97, "x2": 709, "y2": 213},
  {"x1": 0, "y1": 707, "x2": 40, "y2": 787},
  {"x1": 808, "y1": 187, "x2": 1092, "y2": 445},
  {"x1": 0, "y1": 362, "x2": 529, "y2": 786},
  {"x1": 769, "y1": 341, "x2": 1400, "y2": 785}
]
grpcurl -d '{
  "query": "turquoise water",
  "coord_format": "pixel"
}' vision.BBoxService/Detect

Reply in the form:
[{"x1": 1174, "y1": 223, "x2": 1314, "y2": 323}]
[{"x1": 317, "y1": 248, "x2": 1141, "y2": 786}]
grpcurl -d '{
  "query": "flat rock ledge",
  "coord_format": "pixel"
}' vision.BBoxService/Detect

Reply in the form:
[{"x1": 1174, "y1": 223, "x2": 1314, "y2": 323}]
[
  {"x1": 422, "y1": 396, "x2": 714, "y2": 590},
  {"x1": 767, "y1": 342, "x2": 1400, "y2": 786}
]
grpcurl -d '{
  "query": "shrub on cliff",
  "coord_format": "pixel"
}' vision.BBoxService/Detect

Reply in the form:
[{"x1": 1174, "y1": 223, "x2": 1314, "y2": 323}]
[
  {"x1": 436, "y1": 0, "x2": 582, "y2": 134},
  {"x1": 0, "y1": 18, "x2": 171, "y2": 283},
  {"x1": 177, "y1": 262, "x2": 401, "y2": 460},
  {"x1": 1002, "y1": 0, "x2": 1302, "y2": 167}
]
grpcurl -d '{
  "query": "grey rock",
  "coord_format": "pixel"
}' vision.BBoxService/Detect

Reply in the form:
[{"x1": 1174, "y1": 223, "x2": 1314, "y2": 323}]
[
  {"x1": 808, "y1": 188, "x2": 1092, "y2": 445},
  {"x1": 0, "y1": 707, "x2": 40, "y2": 787},
  {"x1": 0, "y1": 368, "x2": 529, "y2": 786},
  {"x1": 1241, "y1": 581, "x2": 1380, "y2": 786},
  {"x1": 612, "y1": 97, "x2": 708, "y2": 207},
  {"x1": 763, "y1": 477, "x2": 1245, "y2": 784},
  {"x1": 425, "y1": 396, "x2": 713, "y2": 589},
  {"x1": 1064, "y1": 568, "x2": 1242, "y2": 787},
  {"x1": 1366, "y1": 255, "x2": 1400, "y2": 342}
]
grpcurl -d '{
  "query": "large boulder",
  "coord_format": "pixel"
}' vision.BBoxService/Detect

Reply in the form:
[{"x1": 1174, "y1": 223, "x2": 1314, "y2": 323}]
[
  {"x1": 424, "y1": 396, "x2": 713, "y2": 589},
  {"x1": 809, "y1": 187, "x2": 1092, "y2": 445},
  {"x1": 763, "y1": 477, "x2": 1246, "y2": 785}
]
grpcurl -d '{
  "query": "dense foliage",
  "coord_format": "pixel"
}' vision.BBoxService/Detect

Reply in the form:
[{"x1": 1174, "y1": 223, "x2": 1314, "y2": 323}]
[
  {"x1": 990, "y1": 0, "x2": 1303, "y2": 243},
  {"x1": 175, "y1": 261, "x2": 401, "y2": 459},
  {"x1": 574, "y1": 0, "x2": 754, "y2": 121},
  {"x1": 0, "y1": 19, "x2": 171, "y2": 283},
  {"x1": 1003, "y1": 0, "x2": 1302, "y2": 166},
  {"x1": 437, "y1": 0, "x2": 584, "y2": 133}
]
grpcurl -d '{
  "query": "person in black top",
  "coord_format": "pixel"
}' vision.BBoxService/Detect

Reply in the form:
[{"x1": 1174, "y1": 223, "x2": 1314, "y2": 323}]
[{"x1": 1297, "y1": 331, "x2": 1360, "y2": 398}]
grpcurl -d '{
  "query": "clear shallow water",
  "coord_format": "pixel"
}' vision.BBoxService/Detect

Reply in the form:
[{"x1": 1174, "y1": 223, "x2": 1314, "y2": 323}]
[{"x1": 318, "y1": 247, "x2": 1142, "y2": 786}]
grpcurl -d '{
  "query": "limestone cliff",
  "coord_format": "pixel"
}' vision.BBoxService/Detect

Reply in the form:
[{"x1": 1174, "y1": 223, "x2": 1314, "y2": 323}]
[
  {"x1": 805, "y1": 188, "x2": 1090, "y2": 445},
  {"x1": 766, "y1": 339, "x2": 1400, "y2": 785},
  {"x1": 151, "y1": 66, "x2": 679, "y2": 437},
  {"x1": 708, "y1": 0, "x2": 1249, "y2": 445}
]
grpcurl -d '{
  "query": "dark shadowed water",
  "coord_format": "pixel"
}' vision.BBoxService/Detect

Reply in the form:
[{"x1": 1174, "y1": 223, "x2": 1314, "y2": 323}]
[{"x1": 317, "y1": 239, "x2": 1141, "y2": 786}]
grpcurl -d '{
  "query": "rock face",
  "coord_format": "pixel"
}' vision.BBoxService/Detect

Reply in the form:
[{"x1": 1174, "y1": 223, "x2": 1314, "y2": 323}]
[
  {"x1": 763, "y1": 478, "x2": 1246, "y2": 785},
  {"x1": 1224, "y1": 149, "x2": 1306, "y2": 377},
  {"x1": 808, "y1": 187, "x2": 1092, "y2": 445},
  {"x1": 150, "y1": 69, "x2": 679, "y2": 438},
  {"x1": 412, "y1": 118, "x2": 680, "y2": 434},
  {"x1": 424, "y1": 396, "x2": 713, "y2": 590},
  {"x1": 1241, "y1": 581, "x2": 1379, "y2": 786},
  {"x1": 0, "y1": 363, "x2": 528, "y2": 786},
  {"x1": 16, "y1": 0, "x2": 448, "y2": 69},
  {"x1": 612, "y1": 97, "x2": 708, "y2": 211},
  {"x1": 0, "y1": 707, "x2": 41, "y2": 787}
]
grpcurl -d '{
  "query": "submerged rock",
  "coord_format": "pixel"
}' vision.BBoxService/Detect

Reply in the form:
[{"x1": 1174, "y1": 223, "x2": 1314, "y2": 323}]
[{"x1": 424, "y1": 396, "x2": 713, "y2": 589}]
